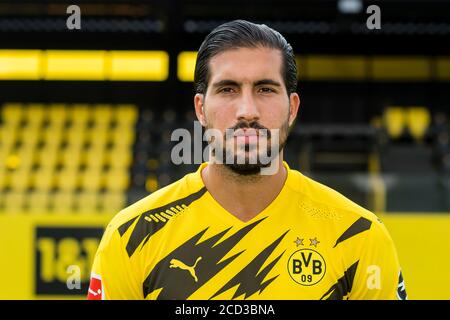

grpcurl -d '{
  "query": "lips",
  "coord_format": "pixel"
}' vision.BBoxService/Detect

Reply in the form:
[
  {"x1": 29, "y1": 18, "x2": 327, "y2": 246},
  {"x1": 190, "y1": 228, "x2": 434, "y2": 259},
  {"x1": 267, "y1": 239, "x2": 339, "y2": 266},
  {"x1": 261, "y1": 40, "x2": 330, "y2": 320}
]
[
  {"x1": 232, "y1": 128, "x2": 268, "y2": 145},
  {"x1": 233, "y1": 128, "x2": 259, "y2": 137}
]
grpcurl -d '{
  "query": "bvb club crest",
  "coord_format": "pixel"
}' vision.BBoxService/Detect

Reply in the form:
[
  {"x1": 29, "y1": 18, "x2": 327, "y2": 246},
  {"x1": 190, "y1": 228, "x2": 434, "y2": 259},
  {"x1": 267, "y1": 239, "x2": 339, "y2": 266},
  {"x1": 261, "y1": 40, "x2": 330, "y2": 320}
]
[{"x1": 288, "y1": 249, "x2": 326, "y2": 286}]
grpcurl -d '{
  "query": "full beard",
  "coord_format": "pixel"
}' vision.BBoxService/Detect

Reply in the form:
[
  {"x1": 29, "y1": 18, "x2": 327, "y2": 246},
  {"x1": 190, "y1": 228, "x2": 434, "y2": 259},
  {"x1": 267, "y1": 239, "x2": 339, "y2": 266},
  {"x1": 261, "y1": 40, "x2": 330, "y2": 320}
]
[{"x1": 220, "y1": 119, "x2": 290, "y2": 176}]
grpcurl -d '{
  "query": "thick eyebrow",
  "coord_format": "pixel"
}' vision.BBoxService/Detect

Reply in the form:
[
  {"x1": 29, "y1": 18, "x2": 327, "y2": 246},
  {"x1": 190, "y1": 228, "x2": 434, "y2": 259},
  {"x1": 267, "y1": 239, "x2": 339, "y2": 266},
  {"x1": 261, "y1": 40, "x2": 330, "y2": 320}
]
[
  {"x1": 211, "y1": 79, "x2": 240, "y2": 89},
  {"x1": 211, "y1": 79, "x2": 282, "y2": 89},
  {"x1": 254, "y1": 79, "x2": 282, "y2": 87}
]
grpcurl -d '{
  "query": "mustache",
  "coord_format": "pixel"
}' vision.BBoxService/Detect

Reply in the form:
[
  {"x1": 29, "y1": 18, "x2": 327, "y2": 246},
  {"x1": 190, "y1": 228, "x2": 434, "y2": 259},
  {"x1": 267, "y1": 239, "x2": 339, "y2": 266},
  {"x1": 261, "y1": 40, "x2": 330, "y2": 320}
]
[{"x1": 228, "y1": 121, "x2": 271, "y2": 138}]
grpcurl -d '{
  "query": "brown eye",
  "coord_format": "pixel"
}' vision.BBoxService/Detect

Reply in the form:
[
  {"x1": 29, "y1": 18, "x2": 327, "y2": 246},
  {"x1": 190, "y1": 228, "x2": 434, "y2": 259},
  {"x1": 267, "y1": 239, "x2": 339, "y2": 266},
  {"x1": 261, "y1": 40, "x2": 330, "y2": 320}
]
[
  {"x1": 259, "y1": 87, "x2": 275, "y2": 93},
  {"x1": 219, "y1": 87, "x2": 235, "y2": 94}
]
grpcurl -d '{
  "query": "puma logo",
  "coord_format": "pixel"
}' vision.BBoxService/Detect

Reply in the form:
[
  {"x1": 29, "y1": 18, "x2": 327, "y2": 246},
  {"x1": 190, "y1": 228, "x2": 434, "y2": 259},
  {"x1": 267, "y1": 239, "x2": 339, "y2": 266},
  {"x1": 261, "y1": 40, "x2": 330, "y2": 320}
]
[{"x1": 169, "y1": 257, "x2": 202, "y2": 282}]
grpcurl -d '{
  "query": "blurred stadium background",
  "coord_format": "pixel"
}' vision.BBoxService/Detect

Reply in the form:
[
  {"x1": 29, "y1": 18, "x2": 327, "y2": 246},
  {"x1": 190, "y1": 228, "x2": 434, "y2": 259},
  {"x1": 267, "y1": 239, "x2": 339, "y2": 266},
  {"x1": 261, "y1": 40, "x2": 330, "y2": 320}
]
[{"x1": 0, "y1": 0, "x2": 449, "y2": 299}]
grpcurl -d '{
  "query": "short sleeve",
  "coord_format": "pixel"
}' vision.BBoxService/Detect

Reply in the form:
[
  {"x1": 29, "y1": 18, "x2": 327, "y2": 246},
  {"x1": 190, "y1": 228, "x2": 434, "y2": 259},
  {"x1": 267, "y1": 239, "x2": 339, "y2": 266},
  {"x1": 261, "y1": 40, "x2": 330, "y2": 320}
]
[
  {"x1": 349, "y1": 220, "x2": 407, "y2": 300},
  {"x1": 87, "y1": 224, "x2": 143, "y2": 300}
]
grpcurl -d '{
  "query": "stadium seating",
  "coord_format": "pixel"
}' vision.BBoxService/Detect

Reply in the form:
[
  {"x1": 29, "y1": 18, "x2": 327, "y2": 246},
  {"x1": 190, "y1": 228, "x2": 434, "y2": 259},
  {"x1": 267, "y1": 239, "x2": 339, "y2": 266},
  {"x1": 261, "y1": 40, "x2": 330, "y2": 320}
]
[
  {"x1": 0, "y1": 103, "x2": 136, "y2": 214},
  {"x1": 384, "y1": 107, "x2": 407, "y2": 139},
  {"x1": 407, "y1": 107, "x2": 431, "y2": 141}
]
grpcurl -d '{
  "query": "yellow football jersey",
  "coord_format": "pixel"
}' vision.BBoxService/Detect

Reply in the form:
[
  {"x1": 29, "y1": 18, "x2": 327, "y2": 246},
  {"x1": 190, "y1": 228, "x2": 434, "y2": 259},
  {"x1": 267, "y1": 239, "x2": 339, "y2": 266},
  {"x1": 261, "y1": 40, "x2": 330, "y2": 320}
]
[{"x1": 88, "y1": 162, "x2": 407, "y2": 300}]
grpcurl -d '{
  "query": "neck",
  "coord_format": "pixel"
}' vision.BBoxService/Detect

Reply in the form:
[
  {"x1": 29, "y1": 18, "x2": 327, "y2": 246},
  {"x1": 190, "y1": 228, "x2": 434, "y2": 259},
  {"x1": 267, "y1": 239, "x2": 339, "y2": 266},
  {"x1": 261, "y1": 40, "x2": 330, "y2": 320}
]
[{"x1": 201, "y1": 155, "x2": 287, "y2": 222}]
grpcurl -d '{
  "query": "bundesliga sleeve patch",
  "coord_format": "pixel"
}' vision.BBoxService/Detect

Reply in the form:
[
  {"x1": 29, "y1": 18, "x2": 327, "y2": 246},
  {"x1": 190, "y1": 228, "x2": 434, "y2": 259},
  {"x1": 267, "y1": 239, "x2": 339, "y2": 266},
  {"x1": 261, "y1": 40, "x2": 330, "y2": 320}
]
[{"x1": 87, "y1": 273, "x2": 104, "y2": 300}]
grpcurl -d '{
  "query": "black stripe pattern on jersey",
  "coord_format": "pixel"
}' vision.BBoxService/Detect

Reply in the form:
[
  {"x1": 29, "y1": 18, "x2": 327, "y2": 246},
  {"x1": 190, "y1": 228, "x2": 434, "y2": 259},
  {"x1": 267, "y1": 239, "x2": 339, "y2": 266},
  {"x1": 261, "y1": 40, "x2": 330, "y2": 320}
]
[
  {"x1": 397, "y1": 271, "x2": 407, "y2": 300},
  {"x1": 320, "y1": 260, "x2": 359, "y2": 300},
  {"x1": 210, "y1": 230, "x2": 288, "y2": 300},
  {"x1": 118, "y1": 187, "x2": 207, "y2": 257},
  {"x1": 118, "y1": 216, "x2": 138, "y2": 236},
  {"x1": 143, "y1": 217, "x2": 267, "y2": 299},
  {"x1": 333, "y1": 217, "x2": 372, "y2": 248}
]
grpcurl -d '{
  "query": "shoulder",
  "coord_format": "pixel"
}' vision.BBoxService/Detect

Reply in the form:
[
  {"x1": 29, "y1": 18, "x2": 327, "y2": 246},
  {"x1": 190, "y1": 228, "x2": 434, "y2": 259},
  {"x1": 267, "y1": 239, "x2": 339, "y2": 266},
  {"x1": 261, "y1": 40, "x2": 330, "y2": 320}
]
[
  {"x1": 287, "y1": 168, "x2": 395, "y2": 250},
  {"x1": 106, "y1": 170, "x2": 206, "y2": 235},
  {"x1": 287, "y1": 168, "x2": 383, "y2": 227}
]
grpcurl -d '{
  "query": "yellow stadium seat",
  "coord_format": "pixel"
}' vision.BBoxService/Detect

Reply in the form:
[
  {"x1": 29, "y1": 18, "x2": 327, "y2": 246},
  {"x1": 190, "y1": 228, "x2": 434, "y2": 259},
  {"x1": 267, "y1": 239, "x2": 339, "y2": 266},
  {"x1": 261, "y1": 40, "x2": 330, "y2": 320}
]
[
  {"x1": 0, "y1": 125, "x2": 18, "y2": 149},
  {"x1": 50, "y1": 191, "x2": 75, "y2": 214},
  {"x1": 99, "y1": 192, "x2": 126, "y2": 213},
  {"x1": 70, "y1": 104, "x2": 91, "y2": 125},
  {"x1": 16, "y1": 145, "x2": 36, "y2": 170},
  {"x1": 48, "y1": 103, "x2": 67, "y2": 125},
  {"x1": 24, "y1": 104, "x2": 45, "y2": 127},
  {"x1": 111, "y1": 125, "x2": 136, "y2": 148},
  {"x1": 84, "y1": 146, "x2": 106, "y2": 170},
  {"x1": 56, "y1": 168, "x2": 79, "y2": 192},
  {"x1": 66, "y1": 125, "x2": 86, "y2": 148},
  {"x1": 146, "y1": 174, "x2": 159, "y2": 193},
  {"x1": 0, "y1": 146, "x2": 8, "y2": 169},
  {"x1": 107, "y1": 146, "x2": 133, "y2": 168},
  {"x1": 1, "y1": 103, "x2": 23, "y2": 125},
  {"x1": 9, "y1": 168, "x2": 32, "y2": 192},
  {"x1": 0, "y1": 148, "x2": 14, "y2": 166},
  {"x1": 406, "y1": 107, "x2": 431, "y2": 141},
  {"x1": 27, "y1": 191, "x2": 50, "y2": 213},
  {"x1": 32, "y1": 168, "x2": 55, "y2": 192},
  {"x1": 87, "y1": 126, "x2": 109, "y2": 149},
  {"x1": 80, "y1": 168, "x2": 102, "y2": 191},
  {"x1": 37, "y1": 145, "x2": 58, "y2": 170},
  {"x1": 60, "y1": 147, "x2": 82, "y2": 169},
  {"x1": 0, "y1": 168, "x2": 9, "y2": 191},
  {"x1": 4, "y1": 152, "x2": 22, "y2": 171},
  {"x1": 3, "y1": 191, "x2": 25, "y2": 214},
  {"x1": 20, "y1": 126, "x2": 40, "y2": 148},
  {"x1": 383, "y1": 107, "x2": 406, "y2": 139},
  {"x1": 115, "y1": 104, "x2": 138, "y2": 126},
  {"x1": 93, "y1": 104, "x2": 113, "y2": 126},
  {"x1": 76, "y1": 191, "x2": 99, "y2": 214},
  {"x1": 104, "y1": 168, "x2": 130, "y2": 192},
  {"x1": 42, "y1": 126, "x2": 63, "y2": 148}
]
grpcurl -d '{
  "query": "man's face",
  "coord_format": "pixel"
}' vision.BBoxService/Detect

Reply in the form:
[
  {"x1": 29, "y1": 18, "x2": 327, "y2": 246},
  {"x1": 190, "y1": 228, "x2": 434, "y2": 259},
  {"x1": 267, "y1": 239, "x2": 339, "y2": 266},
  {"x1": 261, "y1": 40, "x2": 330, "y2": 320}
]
[{"x1": 195, "y1": 47, "x2": 300, "y2": 175}]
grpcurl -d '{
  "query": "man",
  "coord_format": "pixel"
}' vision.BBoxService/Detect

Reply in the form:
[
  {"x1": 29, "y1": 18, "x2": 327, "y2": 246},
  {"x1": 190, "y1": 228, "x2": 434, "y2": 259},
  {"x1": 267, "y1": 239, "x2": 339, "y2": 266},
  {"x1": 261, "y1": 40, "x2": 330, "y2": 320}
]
[{"x1": 88, "y1": 20, "x2": 407, "y2": 300}]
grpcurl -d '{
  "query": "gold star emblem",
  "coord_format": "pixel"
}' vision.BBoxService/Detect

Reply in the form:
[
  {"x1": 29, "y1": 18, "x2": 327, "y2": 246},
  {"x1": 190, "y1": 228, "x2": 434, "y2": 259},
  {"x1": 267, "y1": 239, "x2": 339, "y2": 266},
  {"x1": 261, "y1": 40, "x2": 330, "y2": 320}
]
[
  {"x1": 294, "y1": 237, "x2": 304, "y2": 247},
  {"x1": 309, "y1": 237, "x2": 320, "y2": 247}
]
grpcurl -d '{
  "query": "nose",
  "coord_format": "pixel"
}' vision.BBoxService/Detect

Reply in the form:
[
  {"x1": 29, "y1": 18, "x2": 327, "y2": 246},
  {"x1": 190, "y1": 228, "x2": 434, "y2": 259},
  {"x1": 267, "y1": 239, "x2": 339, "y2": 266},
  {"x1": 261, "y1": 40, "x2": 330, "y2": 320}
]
[{"x1": 236, "y1": 89, "x2": 260, "y2": 122}]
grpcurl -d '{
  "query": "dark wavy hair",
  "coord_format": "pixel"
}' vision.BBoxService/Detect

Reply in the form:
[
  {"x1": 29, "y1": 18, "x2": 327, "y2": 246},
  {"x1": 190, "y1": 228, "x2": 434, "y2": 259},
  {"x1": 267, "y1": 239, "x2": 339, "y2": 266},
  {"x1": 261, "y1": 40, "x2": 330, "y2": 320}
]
[{"x1": 194, "y1": 20, "x2": 297, "y2": 96}]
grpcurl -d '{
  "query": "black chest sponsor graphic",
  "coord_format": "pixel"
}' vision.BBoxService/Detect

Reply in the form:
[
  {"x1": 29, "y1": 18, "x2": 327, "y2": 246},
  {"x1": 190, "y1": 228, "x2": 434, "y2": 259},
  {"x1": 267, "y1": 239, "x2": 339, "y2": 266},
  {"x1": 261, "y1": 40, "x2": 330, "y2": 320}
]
[{"x1": 35, "y1": 227, "x2": 103, "y2": 296}]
